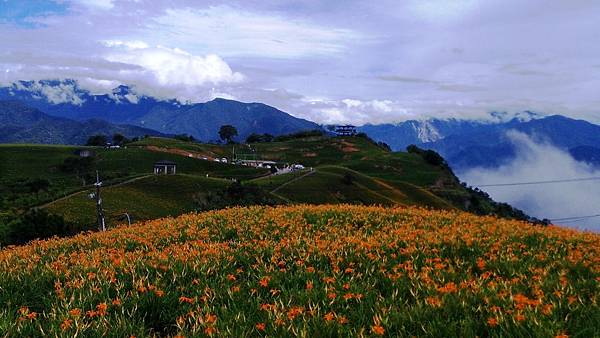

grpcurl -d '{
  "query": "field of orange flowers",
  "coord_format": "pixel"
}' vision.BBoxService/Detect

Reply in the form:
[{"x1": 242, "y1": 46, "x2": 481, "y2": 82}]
[{"x1": 0, "y1": 205, "x2": 599, "y2": 337}]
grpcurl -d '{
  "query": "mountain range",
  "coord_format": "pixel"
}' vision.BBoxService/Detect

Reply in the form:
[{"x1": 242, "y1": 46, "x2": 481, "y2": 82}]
[
  {"x1": 2, "y1": 79, "x2": 600, "y2": 171},
  {"x1": 360, "y1": 115, "x2": 600, "y2": 170},
  {"x1": 0, "y1": 80, "x2": 319, "y2": 142},
  {"x1": 0, "y1": 100, "x2": 164, "y2": 144}
]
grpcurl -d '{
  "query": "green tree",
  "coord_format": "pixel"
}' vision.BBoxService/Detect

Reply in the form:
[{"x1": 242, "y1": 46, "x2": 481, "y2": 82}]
[
  {"x1": 112, "y1": 133, "x2": 129, "y2": 146},
  {"x1": 174, "y1": 134, "x2": 196, "y2": 142},
  {"x1": 194, "y1": 181, "x2": 279, "y2": 211},
  {"x1": 0, "y1": 209, "x2": 73, "y2": 246},
  {"x1": 86, "y1": 134, "x2": 108, "y2": 146},
  {"x1": 245, "y1": 133, "x2": 274, "y2": 143},
  {"x1": 60, "y1": 157, "x2": 95, "y2": 185},
  {"x1": 245, "y1": 133, "x2": 261, "y2": 143},
  {"x1": 218, "y1": 125, "x2": 238, "y2": 144},
  {"x1": 25, "y1": 178, "x2": 50, "y2": 193}
]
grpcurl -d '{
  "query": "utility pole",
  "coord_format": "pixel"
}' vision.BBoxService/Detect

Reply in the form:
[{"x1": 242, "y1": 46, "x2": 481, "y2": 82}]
[{"x1": 93, "y1": 171, "x2": 106, "y2": 232}]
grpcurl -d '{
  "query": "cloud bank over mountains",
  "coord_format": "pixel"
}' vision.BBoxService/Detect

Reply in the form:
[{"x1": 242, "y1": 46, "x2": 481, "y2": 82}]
[
  {"x1": 461, "y1": 132, "x2": 600, "y2": 231},
  {"x1": 1, "y1": 0, "x2": 600, "y2": 124}
]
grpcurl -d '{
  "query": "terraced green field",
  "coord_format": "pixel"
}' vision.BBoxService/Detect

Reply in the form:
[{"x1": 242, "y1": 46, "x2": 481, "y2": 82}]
[{"x1": 47, "y1": 174, "x2": 230, "y2": 226}]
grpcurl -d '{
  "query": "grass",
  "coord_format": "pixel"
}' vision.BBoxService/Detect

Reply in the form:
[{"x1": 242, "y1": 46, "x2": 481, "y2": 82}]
[
  {"x1": 249, "y1": 136, "x2": 387, "y2": 167},
  {"x1": 130, "y1": 137, "x2": 228, "y2": 157},
  {"x1": 2, "y1": 134, "x2": 523, "y2": 228},
  {"x1": 0, "y1": 144, "x2": 80, "y2": 181},
  {"x1": 47, "y1": 174, "x2": 230, "y2": 226},
  {"x1": 0, "y1": 144, "x2": 266, "y2": 211},
  {"x1": 94, "y1": 147, "x2": 265, "y2": 180},
  {"x1": 47, "y1": 164, "x2": 453, "y2": 227},
  {"x1": 20, "y1": 136, "x2": 455, "y2": 227},
  {"x1": 0, "y1": 205, "x2": 598, "y2": 336},
  {"x1": 251, "y1": 166, "x2": 453, "y2": 209}
]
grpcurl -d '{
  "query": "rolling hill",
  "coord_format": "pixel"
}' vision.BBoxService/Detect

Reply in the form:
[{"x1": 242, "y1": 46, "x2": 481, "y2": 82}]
[
  {"x1": 0, "y1": 204, "x2": 598, "y2": 336},
  {"x1": 0, "y1": 133, "x2": 533, "y2": 231},
  {"x1": 46, "y1": 174, "x2": 231, "y2": 225},
  {"x1": 0, "y1": 142, "x2": 267, "y2": 215}
]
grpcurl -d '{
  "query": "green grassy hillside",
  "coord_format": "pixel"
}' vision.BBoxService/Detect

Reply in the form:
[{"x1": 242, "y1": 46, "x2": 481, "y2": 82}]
[
  {"x1": 252, "y1": 166, "x2": 452, "y2": 209},
  {"x1": 2, "y1": 134, "x2": 532, "y2": 235},
  {"x1": 0, "y1": 144, "x2": 266, "y2": 211},
  {"x1": 131, "y1": 137, "x2": 229, "y2": 158},
  {"x1": 39, "y1": 137, "x2": 462, "y2": 230},
  {"x1": 47, "y1": 174, "x2": 230, "y2": 225}
]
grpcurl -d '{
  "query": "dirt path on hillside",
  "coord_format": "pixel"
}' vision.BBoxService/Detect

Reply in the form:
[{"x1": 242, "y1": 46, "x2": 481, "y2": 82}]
[
  {"x1": 39, "y1": 175, "x2": 152, "y2": 209},
  {"x1": 144, "y1": 146, "x2": 217, "y2": 160},
  {"x1": 270, "y1": 170, "x2": 317, "y2": 194}
]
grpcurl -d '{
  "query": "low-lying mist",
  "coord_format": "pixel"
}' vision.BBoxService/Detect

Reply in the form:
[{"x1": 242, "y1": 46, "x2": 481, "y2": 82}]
[{"x1": 459, "y1": 131, "x2": 600, "y2": 231}]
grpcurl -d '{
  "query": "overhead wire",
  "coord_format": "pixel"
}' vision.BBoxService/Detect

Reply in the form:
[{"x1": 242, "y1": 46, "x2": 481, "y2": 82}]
[{"x1": 474, "y1": 176, "x2": 600, "y2": 187}]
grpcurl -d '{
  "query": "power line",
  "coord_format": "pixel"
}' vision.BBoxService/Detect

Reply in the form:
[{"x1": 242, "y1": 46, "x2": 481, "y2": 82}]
[
  {"x1": 549, "y1": 214, "x2": 600, "y2": 222},
  {"x1": 474, "y1": 176, "x2": 600, "y2": 187}
]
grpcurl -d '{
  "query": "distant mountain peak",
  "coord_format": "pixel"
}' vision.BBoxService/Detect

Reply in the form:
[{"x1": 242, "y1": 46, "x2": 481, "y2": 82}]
[
  {"x1": 406, "y1": 120, "x2": 443, "y2": 143},
  {"x1": 111, "y1": 84, "x2": 132, "y2": 96},
  {"x1": 9, "y1": 79, "x2": 86, "y2": 106},
  {"x1": 110, "y1": 84, "x2": 141, "y2": 104}
]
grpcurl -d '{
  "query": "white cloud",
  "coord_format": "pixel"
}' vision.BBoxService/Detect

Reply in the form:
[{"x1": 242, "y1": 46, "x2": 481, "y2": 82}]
[
  {"x1": 208, "y1": 89, "x2": 237, "y2": 101},
  {"x1": 97, "y1": 41, "x2": 244, "y2": 102},
  {"x1": 103, "y1": 40, "x2": 149, "y2": 50},
  {"x1": 13, "y1": 80, "x2": 85, "y2": 105},
  {"x1": 461, "y1": 131, "x2": 600, "y2": 231},
  {"x1": 70, "y1": 0, "x2": 114, "y2": 10},
  {"x1": 77, "y1": 77, "x2": 120, "y2": 94},
  {"x1": 1, "y1": 37, "x2": 245, "y2": 103},
  {"x1": 295, "y1": 98, "x2": 405, "y2": 125},
  {"x1": 104, "y1": 42, "x2": 244, "y2": 87},
  {"x1": 150, "y1": 6, "x2": 364, "y2": 58}
]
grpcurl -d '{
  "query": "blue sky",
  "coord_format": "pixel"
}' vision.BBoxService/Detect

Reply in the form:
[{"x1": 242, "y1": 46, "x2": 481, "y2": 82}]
[
  {"x1": 0, "y1": 0, "x2": 67, "y2": 27},
  {"x1": 1, "y1": 0, "x2": 599, "y2": 124}
]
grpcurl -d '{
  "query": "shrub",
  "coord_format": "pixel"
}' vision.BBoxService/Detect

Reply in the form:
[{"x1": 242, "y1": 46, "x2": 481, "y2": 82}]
[
  {"x1": 273, "y1": 130, "x2": 324, "y2": 142},
  {"x1": 59, "y1": 157, "x2": 95, "y2": 185},
  {"x1": 0, "y1": 209, "x2": 74, "y2": 246},
  {"x1": 246, "y1": 133, "x2": 274, "y2": 143},
  {"x1": 341, "y1": 173, "x2": 356, "y2": 185},
  {"x1": 86, "y1": 135, "x2": 108, "y2": 146},
  {"x1": 194, "y1": 181, "x2": 279, "y2": 211},
  {"x1": 173, "y1": 134, "x2": 196, "y2": 142},
  {"x1": 406, "y1": 145, "x2": 447, "y2": 167}
]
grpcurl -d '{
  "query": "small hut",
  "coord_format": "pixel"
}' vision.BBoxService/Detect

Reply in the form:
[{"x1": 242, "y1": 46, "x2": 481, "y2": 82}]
[
  {"x1": 74, "y1": 149, "x2": 96, "y2": 158},
  {"x1": 153, "y1": 160, "x2": 177, "y2": 175}
]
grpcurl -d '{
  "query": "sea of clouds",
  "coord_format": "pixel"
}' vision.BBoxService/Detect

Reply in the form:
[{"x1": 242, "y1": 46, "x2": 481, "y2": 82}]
[{"x1": 460, "y1": 131, "x2": 600, "y2": 231}]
